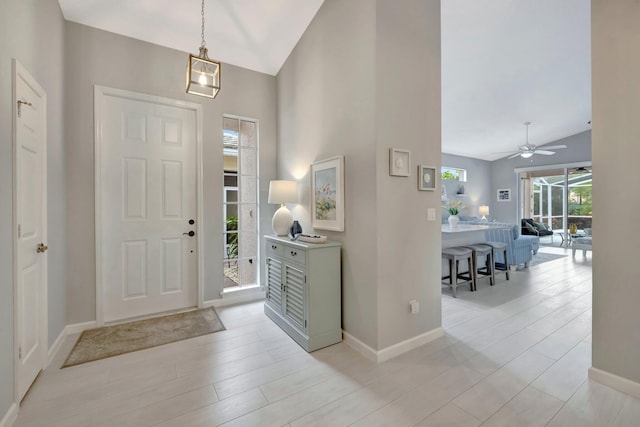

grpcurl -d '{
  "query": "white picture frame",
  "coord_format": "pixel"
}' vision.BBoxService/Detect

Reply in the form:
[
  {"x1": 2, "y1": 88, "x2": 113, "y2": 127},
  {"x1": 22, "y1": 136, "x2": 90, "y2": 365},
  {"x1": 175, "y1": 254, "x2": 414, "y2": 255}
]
[
  {"x1": 311, "y1": 156, "x2": 345, "y2": 232},
  {"x1": 497, "y1": 188, "x2": 511, "y2": 202},
  {"x1": 389, "y1": 148, "x2": 411, "y2": 177},
  {"x1": 418, "y1": 165, "x2": 436, "y2": 191}
]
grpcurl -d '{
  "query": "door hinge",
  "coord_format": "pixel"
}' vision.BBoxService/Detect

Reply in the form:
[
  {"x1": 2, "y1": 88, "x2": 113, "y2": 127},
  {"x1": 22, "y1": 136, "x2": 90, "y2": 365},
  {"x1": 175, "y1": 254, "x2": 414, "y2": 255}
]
[
  {"x1": 18, "y1": 224, "x2": 21, "y2": 238},
  {"x1": 304, "y1": 320, "x2": 307, "y2": 328},
  {"x1": 17, "y1": 100, "x2": 32, "y2": 118},
  {"x1": 305, "y1": 276, "x2": 307, "y2": 284},
  {"x1": 18, "y1": 347, "x2": 22, "y2": 360}
]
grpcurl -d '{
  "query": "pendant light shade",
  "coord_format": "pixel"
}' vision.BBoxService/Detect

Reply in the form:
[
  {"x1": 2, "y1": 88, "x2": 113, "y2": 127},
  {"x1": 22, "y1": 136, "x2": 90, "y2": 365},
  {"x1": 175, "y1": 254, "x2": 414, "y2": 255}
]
[{"x1": 186, "y1": 0, "x2": 221, "y2": 98}]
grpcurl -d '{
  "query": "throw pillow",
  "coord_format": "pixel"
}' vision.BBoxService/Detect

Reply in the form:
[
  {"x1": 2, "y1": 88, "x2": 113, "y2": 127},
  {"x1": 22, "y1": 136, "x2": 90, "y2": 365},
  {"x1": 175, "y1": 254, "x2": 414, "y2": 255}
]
[
  {"x1": 524, "y1": 222, "x2": 537, "y2": 234},
  {"x1": 533, "y1": 221, "x2": 548, "y2": 231}
]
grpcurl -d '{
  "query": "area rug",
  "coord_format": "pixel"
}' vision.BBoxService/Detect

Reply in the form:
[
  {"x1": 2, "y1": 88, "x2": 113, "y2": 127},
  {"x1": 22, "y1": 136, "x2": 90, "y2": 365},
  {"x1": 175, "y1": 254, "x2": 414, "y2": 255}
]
[
  {"x1": 529, "y1": 252, "x2": 568, "y2": 267},
  {"x1": 62, "y1": 307, "x2": 225, "y2": 368}
]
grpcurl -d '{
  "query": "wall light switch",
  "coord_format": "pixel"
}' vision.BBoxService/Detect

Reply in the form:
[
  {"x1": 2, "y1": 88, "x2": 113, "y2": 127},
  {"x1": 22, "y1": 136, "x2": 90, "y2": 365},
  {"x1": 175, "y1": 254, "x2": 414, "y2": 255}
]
[
  {"x1": 409, "y1": 300, "x2": 419, "y2": 314},
  {"x1": 427, "y1": 208, "x2": 436, "y2": 221}
]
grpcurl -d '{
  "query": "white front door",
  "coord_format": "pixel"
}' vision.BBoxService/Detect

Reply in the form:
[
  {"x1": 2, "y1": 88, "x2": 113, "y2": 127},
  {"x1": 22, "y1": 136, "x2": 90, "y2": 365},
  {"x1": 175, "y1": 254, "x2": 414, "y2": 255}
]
[
  {"x1": 97, "y1": 88, "x2": 200, "y2": 323},
  {"x1": 14, "y1": 60, "x2": 47, "y2": 402}
]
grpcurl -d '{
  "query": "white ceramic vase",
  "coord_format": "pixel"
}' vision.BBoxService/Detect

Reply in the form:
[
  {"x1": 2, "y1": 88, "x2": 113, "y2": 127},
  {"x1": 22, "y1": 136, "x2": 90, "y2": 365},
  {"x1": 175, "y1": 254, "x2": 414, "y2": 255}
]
[{"x1": 448, "y1": 214, "x2": 460, "y2": 229}]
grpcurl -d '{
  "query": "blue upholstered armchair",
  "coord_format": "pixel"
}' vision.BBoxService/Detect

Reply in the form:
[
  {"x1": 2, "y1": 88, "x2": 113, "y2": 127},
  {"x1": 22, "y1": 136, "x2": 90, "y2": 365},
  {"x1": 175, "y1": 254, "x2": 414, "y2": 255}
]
[{"x1": 483, "y1": 223, "x2": 539, "y2": 269}]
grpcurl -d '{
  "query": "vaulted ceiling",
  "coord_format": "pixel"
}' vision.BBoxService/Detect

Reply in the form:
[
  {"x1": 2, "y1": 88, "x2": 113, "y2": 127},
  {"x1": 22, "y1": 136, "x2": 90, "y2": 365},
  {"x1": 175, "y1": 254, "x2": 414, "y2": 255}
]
[{"x1": 59, "y1": 0, "x2": 591, "y2": 161}]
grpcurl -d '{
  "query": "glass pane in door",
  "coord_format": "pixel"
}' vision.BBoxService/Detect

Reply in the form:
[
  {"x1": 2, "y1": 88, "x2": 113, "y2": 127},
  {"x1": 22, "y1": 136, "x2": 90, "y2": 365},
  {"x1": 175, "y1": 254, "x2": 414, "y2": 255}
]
[{"x1": 223, "y1": 116, "x2": 258, "y2": 289}]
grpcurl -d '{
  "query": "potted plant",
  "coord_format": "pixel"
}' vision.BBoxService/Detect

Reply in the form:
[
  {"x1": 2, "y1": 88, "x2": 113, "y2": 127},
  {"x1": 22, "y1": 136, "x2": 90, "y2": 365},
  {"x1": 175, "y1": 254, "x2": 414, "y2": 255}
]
[{"x1": 443, "y1": 200, "x2": 466, "y2": 228}]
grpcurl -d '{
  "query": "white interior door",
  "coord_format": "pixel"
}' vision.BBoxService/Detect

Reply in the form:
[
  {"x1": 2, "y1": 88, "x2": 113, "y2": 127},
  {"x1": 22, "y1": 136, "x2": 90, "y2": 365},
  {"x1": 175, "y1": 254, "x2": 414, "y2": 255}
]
[
  {"x1": 97, "y1": 88, "x2": 199, "y2": 323},
  {"x1": 13, "y1": 60, "x2": 47, "y2": 402}
]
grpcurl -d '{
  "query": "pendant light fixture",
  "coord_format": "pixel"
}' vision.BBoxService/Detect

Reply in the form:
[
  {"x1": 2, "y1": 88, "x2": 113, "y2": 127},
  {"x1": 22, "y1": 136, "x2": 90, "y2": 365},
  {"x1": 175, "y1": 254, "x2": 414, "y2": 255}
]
[{"x1": 186, "y1": 0, "x2": 221, "y2": 98}]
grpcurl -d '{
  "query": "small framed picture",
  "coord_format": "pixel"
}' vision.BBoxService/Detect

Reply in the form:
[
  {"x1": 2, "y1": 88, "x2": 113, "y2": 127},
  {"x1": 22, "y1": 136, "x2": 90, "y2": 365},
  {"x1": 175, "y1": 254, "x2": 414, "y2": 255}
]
[
  {"x1": 497, "y1": 188, "x2": 511, "y2": 202},
  {"x1": 418, "y1": 165, "x2": 436, "y2": 191},
  {"x1": 389, "y1": 148, "x2": 411, "y2": 177},
  {"x1": 311, "y1": 156, "x2": 345, "y2": 232}
]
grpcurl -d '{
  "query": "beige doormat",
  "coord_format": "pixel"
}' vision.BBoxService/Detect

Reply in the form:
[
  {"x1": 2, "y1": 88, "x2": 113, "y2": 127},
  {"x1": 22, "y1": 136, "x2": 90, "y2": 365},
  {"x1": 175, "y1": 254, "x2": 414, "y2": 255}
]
[{"x1": 62, "y1": 307, "x2": 225, "y2": 368}]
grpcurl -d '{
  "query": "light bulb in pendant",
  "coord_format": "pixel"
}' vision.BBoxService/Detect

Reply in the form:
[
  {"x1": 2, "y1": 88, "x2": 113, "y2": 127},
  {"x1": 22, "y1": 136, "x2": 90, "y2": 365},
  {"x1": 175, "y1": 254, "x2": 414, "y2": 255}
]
[{"x1": 198, "y1": 72, "x2": 207, "y2": 85}]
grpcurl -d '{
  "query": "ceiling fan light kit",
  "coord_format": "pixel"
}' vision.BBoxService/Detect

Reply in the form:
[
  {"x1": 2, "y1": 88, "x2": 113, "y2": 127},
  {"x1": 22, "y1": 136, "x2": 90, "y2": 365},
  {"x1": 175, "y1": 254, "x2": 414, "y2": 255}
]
[{"x1": 502, "y1": 121, "x2": 567, "y2": 159}]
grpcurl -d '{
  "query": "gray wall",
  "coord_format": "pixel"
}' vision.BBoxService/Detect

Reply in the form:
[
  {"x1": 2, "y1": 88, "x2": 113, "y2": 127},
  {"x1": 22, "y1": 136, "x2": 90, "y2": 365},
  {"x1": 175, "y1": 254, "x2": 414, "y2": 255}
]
[
  {"x1": 490, "y1": 130, "x2": 592, "y2": 223},
  {"x1": 277, "y1": 0, "x2": 379, "y2": 347},
  {"x1": 277, "y1": 0, "x2": 442, "y2": 350},
  {"x1": 374, "y1": 0, "x2": 442, "y2": 349},
  {"x1": 441, "y1": 153, "x2": 492, "y2": 218},
  {"x1": 65, "y1": 22, "x2": 277, "y2": 323},
  {"x1": 592, "y1": 0, "x2": 640, "y2": 384},
  {"x1": 0, "y1": 0, "x2": 67, "y2": 415}
]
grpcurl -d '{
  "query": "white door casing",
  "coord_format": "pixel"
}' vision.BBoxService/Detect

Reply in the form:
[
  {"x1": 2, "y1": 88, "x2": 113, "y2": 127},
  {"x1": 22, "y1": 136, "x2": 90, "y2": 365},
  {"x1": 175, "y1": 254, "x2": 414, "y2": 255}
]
[
  {"x1": 95, "y1": 87, "x2": 204, "y2": 324},
  {"x1": 13, "y1": 59, "x2": 48, "y2": 402}
]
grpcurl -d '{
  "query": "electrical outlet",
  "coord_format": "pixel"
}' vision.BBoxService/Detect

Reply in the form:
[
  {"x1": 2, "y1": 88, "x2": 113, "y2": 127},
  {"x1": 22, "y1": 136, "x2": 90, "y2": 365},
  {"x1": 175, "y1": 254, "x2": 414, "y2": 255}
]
[
  {"x1": 409, "y1": 300, "x2": 419, "y2": 314},
  {"x1": 427, "y1": 208, "x2": 436, "y2": 221}
]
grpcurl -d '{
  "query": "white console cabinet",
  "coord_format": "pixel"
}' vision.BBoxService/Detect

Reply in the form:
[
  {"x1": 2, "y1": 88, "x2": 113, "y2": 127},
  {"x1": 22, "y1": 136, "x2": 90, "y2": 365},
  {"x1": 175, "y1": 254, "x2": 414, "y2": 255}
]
[{"x1": 264, "y1": 236, "x2": 342, "y2": 352}]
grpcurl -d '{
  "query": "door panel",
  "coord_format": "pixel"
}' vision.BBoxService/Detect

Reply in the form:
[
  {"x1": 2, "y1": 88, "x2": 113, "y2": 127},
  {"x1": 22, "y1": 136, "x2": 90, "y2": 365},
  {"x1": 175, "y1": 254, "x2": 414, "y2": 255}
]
[
  {"x1": 14, "y1": 60, "x2": 47, "y2": 402},
  {"x1": 122, "y1": 240, "x2": 147, "y2": 299},
  {"x1": 99, "y1": 91, "x2": 198, "y2": 322},
  {"x1": 284, "y1": 265, "x2": 305, "y2": 330},
  {"x1": 266, "y1": 258, "x2": 282, "y2": 309}
]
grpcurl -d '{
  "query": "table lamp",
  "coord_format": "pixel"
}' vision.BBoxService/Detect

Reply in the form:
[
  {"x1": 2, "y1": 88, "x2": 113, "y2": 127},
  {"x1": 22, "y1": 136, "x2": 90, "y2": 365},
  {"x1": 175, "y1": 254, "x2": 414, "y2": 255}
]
[
  {"x1": 479, "y1": 205, "x2": 489, "y2": 221},
  {"x1": 268, "y1": 180, "x2": 298, "y2": 236}
]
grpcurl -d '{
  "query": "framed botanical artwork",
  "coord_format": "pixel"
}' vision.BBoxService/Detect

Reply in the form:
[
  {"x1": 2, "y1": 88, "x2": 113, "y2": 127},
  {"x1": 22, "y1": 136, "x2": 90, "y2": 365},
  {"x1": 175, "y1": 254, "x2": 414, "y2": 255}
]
[
  {"x1": 497, "y1": 188, "x2": 511, "y2": 202},
  {"x1": 418, "y1": 165, "x2": 436, "y2": 191},
  {"x1": 389, "y1": 148, "x2": 411, "y2": 177},
  {"x1": 311, "y1": 156, "x2": 345, "y2": 231}
]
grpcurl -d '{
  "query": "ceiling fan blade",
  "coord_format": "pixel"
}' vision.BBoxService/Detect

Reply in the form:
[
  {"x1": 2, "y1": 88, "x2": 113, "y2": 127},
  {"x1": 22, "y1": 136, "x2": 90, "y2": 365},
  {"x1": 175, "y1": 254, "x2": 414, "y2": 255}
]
[
  {"x1": 540, "y1": 144, "x2": 567, "y2": 150},
  {"x1": 535, "y1": 150, "x2": 556, "y2": 155},
  {"x1": 507, "y1": 152, "x2": 521, "y2": 159}
]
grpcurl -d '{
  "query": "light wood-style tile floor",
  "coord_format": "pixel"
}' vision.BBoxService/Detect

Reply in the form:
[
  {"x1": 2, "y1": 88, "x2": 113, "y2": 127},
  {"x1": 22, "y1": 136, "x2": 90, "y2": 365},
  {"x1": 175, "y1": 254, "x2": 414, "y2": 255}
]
[{"x1": 14, "y1": 247, "x2": 640, "y2": 426}]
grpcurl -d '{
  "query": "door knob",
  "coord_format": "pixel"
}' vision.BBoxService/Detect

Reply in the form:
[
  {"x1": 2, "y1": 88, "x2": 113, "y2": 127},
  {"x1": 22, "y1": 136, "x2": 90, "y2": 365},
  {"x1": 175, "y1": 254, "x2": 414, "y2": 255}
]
[
  {"x1": 36, "y1": 243, "x2": 48, "y2": 253},
  {"x1": 183, "y1": 231, "x2": 195, "y2": 237}
]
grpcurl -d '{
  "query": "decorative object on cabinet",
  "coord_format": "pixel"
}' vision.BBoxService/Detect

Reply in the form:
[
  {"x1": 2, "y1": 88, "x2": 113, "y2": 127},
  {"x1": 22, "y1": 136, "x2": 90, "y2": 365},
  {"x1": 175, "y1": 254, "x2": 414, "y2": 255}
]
[
  {"x1": 289, "y1": 220, "x2": 303, "y2": 240},
  {"x1": 418, "y1": 165, "x2": 436, "y2": 191},
  {"x1": 185, "y1": 0, "x2": 221, "y2": 98},
  {"x1": 479, "y1": 205, "x2": 490, "y2": 221},
  {"x1": 264, "y1": 236, "x2": 342, "y2": 352},
  {"x1": 298, "y1": 234, "x2": 327, "y2": 243},
  {"x1": 268, "y1": 180, "x2": 298, "y2": 236},
  {"x1": 389, "y1": 148, "x2": 411, "y2": 177},
  {"x1": 441, "y1": 185, "x2": 448, "y2": 202},
  {"x1": 456, "y1": 184, "x2": 465, "y2": 195},
  {"x1": 310, "y1": 156, "x2": 344, "y2": 232},
  {"x1": 497, "y1": 188, "x2": 511, "y2": 202}
]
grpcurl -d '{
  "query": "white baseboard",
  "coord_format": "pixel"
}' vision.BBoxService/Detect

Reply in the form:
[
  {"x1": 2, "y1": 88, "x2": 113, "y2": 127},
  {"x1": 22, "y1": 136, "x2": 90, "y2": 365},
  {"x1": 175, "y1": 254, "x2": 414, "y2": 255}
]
[
  {"x1": 65, "y1": 320, "x2": 97, "y2": 335},
  {"x1": 208, "y1": 287, "x2": 265, "y2": 308},
  {"x1": 0, "y1": 402, "x2": 18, "y2": 427},
  {"x1": 589, "y1": 367, "x2": 640, "y2": 400},
  {"x1": 46, "y1": 320, "x2": 97, "y2": 368},
  {"x1": 343, "y1": 327, "x2": 445, "y2": 363},
  {"x1": 342, "y1": 331, "x2": 378, "y2": 362},
  {"x1": 47, "y1": 327, "x2": 67, "y2": 367},
  {"x1": 377, "y1": 327, "x2": 445, "y2": 362}
]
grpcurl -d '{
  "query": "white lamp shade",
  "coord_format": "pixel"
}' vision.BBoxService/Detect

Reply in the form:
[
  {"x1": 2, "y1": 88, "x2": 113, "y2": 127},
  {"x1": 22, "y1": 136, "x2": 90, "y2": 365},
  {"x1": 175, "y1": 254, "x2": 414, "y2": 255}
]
[
  {"x1": 268, "y1": 180, "x2": 298, "y2": 204},
  {"x1": 268, "y1": 180, "x2": 297, "y2": 236},
  {"x1": 479, "y1": 205, "x2": 490, "y2": 216}
]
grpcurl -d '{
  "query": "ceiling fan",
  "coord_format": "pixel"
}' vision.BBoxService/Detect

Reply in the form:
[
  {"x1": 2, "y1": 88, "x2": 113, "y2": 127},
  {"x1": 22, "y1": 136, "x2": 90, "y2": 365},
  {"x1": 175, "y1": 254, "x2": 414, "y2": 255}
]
[{"x1": 502, "y1": 122, "x2": 567, "y2": 159}]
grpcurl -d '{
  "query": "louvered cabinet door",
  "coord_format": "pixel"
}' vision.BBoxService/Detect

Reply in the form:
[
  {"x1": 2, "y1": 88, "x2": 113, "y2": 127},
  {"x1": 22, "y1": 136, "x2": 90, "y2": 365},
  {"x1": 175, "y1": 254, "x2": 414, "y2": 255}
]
[
  {"x1": 265, "y1": 257, "x2": 282, "y2": 311},
  {"x1": 264, "y1": 236, "x2": 341, "y2": 352},
  {"x1": 284, "y1": 265, "x2": 306, "y2": 331}
]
